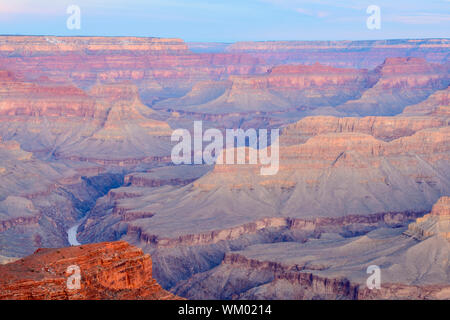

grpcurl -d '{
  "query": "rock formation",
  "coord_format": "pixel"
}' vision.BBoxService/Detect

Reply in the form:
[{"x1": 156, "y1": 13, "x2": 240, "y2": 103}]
[
  {"x1": 0, "y1": 241, "x2": 180, "y2": 300},
  {"x1": 405, "y1": 196, "x2": 450, "y2": 240},
  {"x1": 154, "y1": 58, "x2": 449, "y2": 119},
  {"x1": 0, "y1": 70, "x2": 173, "y2": 164},
  {"x1": 335, "y1": 58, "x2": 449, "y2": 116}
]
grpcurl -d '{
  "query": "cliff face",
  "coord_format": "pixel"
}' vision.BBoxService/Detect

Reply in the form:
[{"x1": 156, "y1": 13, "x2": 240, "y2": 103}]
[
  {"x1": 1, "y1": 37, "x2": 447, "y2": 122},
  {"x1": 0, "y1": 36, "x2": 189, "y2": 56},
  {"x1": 154, "y1": 58, "x2": 448, "y2": 117},
  {"x1": 0, "y1": 241, "x2": 180, "y2": 300},
  {"x1": 154, "y1": 62, "x2": 375, "y2": 114},
  {"x1": 281, "y1": 115, "x2": 448, "y2": 144},
  {"x1": 226, "y1": 39, "x2": 450, "y2": 68},
  {"x1": 335, "y1": 58, "x2": 449, "y2": 116},
  {"x1": 0, "y1": 36, "x2": 268, "y2": 105},
  {"x1": 405, "y1": 196, "x2": 450, "y2": 240}
]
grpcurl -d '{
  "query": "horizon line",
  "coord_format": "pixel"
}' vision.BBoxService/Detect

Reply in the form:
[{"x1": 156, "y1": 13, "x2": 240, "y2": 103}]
[{"x1": 0, "y1": 34, "x2": 449, "y2": 43}]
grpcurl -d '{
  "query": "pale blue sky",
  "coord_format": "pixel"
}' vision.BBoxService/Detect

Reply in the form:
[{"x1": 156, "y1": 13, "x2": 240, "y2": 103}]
[{"x1": 0, "y1": 0, "x2": 449, "y2": 41}]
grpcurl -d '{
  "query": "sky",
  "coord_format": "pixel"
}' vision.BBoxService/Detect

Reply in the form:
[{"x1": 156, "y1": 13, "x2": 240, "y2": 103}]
[{"x1": 0, "y1": 0, "x2": 449, "y2": 42}]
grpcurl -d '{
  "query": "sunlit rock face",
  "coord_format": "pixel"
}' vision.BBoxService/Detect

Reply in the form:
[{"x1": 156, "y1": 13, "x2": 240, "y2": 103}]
[
  {"x1": 405, "y1": 197, "x2": 450, "y2": 241},
  {"x1": 0, "y1": 241, "x2": 181, "y2": 300}
]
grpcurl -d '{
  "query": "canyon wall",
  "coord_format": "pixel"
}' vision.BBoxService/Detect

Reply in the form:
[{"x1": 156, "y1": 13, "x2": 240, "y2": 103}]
[{"x1": 226, "y1": 39, "x2": 450, "y2": 68}]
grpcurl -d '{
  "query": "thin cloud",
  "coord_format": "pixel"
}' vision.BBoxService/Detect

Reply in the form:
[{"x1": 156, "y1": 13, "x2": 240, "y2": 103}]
[
  {"x1": 387, "y1": 13, "x2": 450, "y2": 24},
  {"x1": 296, "y1": 7, "x2": 330, "y2": 18}
]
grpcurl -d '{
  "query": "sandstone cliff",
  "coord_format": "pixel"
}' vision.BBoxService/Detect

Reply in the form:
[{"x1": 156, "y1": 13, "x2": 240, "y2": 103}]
[
  {"x1": 0, "y1": 241, "x2": 180, "y2": 300},
  {"x1": 405, "y1": 196, "x2": 450, "y2": 240}
]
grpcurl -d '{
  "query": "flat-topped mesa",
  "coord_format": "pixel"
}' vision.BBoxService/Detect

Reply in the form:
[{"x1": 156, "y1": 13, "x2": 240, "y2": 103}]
[
  {"x1": 405, "y1": 197, "x2": 450, "y2": 240},
  {"x1": 298, "y1": 126, "x2": 450, "y2": 160},
  {"x1": 0, "y1": 241, "x2": 180, "y2": 300},
  {"x1": 376, "y1": 57, "x2": 438, "y2": 74},
  {"x1": 372, "y1": 57, "x2": 449, "y2": 88},
  {"x1": 227, "y1": 39, "x2": 450, "y2": 52},
  {"x1": 269, "y1": 63, "x2": 366, "y2": 75},
  {"x1": 0, "y1": 72, "x2": 158, "y2": 126},
  {"x1": 0, "y1": 36, "x2": 189, "y2": 56},
  {"x1": 230, "y1": 63, "x2": 372, "y2": 90},
  {"x1": 0, "y1": 70, "x2": 96, "y2": 118},
  {"x1": 190, "y1": 126, "x2": 449, "y2": 220},
  {"x1": 281, "y1": 115, "x2": 448, "y2": 144},
  {"x1": 335, "y1": 58, "x2": 449, "y2": 116}
]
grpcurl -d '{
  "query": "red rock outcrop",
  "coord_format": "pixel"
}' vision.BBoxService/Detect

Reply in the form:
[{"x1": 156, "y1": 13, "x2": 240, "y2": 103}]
[
  {"x1": 0, "y1": 241, "x2": 180, "y2": 300},
  {"x1": 405, "y1": 196, "x2": 450, "y2": 240}
]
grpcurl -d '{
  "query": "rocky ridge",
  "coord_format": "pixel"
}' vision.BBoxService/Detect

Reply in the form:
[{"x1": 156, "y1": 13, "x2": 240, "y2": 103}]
[{"x1": 0, "y1": 241, "x2": 180, "y2": 300}]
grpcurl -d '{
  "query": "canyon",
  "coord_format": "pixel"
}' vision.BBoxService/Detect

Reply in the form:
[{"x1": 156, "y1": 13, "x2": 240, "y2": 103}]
[{"x1": 0, "y1": 35, "x2": 448, "y2": 300}]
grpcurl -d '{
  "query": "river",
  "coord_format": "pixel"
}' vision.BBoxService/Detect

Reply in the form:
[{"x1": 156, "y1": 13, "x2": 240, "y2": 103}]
[{"x1": 67, "y1": 219, "x2": 84, "y2": 246}]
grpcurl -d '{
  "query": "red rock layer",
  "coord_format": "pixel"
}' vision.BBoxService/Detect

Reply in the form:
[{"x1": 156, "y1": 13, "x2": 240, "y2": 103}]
[
  {"x1": 0, "y1": 36, "x2": 189, "y2": 56},
  {"x1": 0, "y1": 241, "x2": 180, "y2": 300},
  {"x1": 228, "y1": 63, "x2": 371, "y2": 90},
  {"x1": 0, "y1": 36, "x2": 268, "y2": 96}
]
